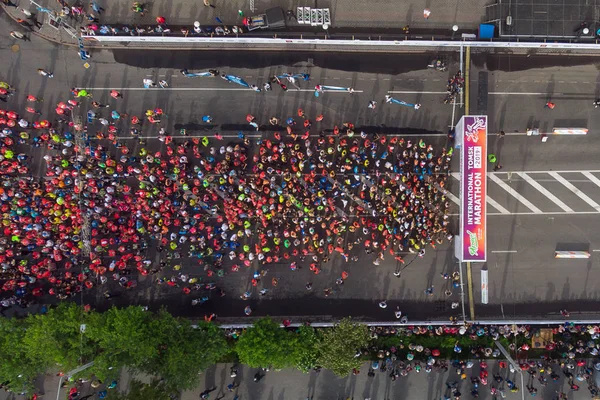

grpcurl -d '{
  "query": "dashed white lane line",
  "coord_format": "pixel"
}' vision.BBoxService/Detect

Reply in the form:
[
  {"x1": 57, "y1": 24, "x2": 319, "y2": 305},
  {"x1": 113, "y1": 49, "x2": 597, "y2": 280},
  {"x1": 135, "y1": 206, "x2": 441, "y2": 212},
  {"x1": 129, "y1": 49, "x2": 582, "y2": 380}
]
[
  {"x1": 488, "y1": 173, "x2": 543, "y2": 214},
  {"x1": 517, "y1": 172, "x2": 574, "y2": 213},
  {"x1": 549, "y1": 171, "x2": 600, "y2": 212}
]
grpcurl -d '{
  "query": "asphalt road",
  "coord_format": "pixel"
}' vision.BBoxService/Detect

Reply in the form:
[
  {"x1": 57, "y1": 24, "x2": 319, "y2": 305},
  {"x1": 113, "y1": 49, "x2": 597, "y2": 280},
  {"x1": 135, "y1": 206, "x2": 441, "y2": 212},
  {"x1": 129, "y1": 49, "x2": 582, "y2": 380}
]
[{"x1": 4, "y1": 9, "x2": 600, "y2": 322}]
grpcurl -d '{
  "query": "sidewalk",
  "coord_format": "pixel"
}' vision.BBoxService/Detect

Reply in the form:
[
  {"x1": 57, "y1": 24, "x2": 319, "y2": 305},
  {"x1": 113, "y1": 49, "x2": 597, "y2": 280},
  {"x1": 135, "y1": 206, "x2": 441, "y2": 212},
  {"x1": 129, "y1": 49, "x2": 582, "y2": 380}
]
[
  {"x1": 0, "y1": 361, "x2": 585, "y2": 400},
  {"x1": 1, "y1": 0, "x2": 489, "y2": 46}
]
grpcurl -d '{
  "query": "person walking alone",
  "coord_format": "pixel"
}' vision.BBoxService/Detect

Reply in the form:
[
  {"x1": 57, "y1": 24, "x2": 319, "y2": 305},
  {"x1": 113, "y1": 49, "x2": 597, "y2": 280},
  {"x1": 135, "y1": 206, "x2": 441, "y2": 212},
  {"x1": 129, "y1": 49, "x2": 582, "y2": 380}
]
[
  {"x1": 9, "y1": 31, "x2": 26, "y2": 40},
  {"x1": 37, "y1": 68, "x2": 54, "y2": 78},
  {"x1": 203, "y1": 0, "x2": 216, "y2": 8},
  {"x1": 200, "y1": 387, "x2": 217, "y2": 399}
]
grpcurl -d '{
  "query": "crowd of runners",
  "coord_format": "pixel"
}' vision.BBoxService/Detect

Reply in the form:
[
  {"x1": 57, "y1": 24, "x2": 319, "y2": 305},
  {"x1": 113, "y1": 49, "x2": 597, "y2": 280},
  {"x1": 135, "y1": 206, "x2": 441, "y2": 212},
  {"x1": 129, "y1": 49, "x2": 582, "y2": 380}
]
[
  {"x1": 443, "y1": 71, "x2": 464, "y2": 104},
  {"x1": 0, "y1": 74, "x2": 455, "y2": 314}
]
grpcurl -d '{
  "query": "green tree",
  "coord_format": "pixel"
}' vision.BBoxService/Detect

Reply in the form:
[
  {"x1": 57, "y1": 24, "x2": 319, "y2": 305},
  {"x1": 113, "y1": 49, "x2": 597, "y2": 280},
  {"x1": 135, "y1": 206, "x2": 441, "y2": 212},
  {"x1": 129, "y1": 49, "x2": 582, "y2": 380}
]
[
  {"x1": 0, "y1": 317, "x2": 42, "y2": 393},
  {"x1": 144, "y1": 311, "x2": 228, "y2": 390},
  {"x1": 86, "y1": 306, "x2": 160, "y2": 380},
  {"x1": 317, "y1": 318, "x2": 369, "y2": 376},
  {"x1": 235, "y1": 317, "x2": 297, "y2": 369},
  {"x1": 22, "y1": 303, "x2": 99, "y2": 373},
  {"x1": 107, "y1": 379, "x2": 174, "y2": 400},
  {"x1": 294, "y1": 325, "x2": 321, "y2": 373}
]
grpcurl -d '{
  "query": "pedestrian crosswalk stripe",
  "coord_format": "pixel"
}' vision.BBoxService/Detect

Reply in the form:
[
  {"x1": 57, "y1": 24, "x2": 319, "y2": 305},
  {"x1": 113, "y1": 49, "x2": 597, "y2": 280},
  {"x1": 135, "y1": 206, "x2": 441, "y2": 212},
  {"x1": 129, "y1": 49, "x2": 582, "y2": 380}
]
[
  {"x1": 445, "y1": 190, "x2": 460, "y2": 205},
  {"x1": 488, "y1": 174, "x2": 543, "y2": 214},
  {"x1": 517, "y1": 172, "x2": 574, "y2": 213},
  {"x1": 581, "y1": 171, "x2": 600, "y2": 189},
  {"x1": 485, "y1": 196, "x2": 510, "y2": 215},
  {"x1": 549, "y1": 172, "x2": 600, "y2": 212},
  {"x1": 450, "y1": 173, "x2": 509, "y2": 214}
]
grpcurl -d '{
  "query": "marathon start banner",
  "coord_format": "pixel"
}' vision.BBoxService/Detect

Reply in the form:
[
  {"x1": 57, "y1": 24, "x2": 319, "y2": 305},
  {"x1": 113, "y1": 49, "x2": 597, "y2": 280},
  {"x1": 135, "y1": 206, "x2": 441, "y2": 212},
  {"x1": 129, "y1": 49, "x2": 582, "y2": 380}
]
[{"x1": 456, "y1": 115, "x2": 487, "y2": 262}]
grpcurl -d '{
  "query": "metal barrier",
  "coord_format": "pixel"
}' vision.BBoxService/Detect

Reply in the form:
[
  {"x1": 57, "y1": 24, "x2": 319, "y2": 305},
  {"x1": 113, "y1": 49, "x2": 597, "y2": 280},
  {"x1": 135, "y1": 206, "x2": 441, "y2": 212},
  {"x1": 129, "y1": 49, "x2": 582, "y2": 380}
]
[
  {"x1": 554, "y1": 250, "x2": 591, "y2": 259},
  {"x1": 82, "y1": 35, "x2": 600, "y2": 50}
]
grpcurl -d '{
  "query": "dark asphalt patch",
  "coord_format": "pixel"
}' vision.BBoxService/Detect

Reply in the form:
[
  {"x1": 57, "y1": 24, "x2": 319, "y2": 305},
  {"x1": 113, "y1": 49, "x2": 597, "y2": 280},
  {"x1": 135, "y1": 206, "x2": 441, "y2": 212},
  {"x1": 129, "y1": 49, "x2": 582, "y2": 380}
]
[
  {"x1": 477, "y1": 71, "x2": 488, "y2": 115},
  {"x1": 472, "y1": 54, "x2": 600, "y2": 72}
]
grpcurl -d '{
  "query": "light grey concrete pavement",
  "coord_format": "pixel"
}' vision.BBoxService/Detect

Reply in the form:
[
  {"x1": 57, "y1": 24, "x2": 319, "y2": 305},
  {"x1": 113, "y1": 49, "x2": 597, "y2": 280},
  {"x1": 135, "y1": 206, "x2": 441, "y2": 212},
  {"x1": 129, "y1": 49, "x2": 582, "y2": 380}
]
[
  {"x1": 0, "y1": 361, "x2": 593, "y2": 400},
  {"x1": 189, "y1": 361, "x2": 594, "y2": 400}
]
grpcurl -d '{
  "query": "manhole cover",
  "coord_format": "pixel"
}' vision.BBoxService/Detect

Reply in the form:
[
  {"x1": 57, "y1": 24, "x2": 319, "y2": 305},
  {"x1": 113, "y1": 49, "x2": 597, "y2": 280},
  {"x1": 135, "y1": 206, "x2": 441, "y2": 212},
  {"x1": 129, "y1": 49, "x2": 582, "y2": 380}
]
[{"x1": 11, "y1": 44, "x2": 19, "y2": 53}]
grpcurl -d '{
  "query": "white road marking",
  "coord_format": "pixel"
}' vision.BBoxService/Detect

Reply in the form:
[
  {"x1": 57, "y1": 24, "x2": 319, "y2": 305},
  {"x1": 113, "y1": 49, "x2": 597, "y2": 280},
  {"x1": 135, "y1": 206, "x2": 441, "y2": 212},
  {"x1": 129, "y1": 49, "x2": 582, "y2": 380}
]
[
  {"x1": 488, "y1": 92, "x2": 546, "y2": 95},
  {"x1": 517, "y1": 172, "x2": 574, "y2": 212},
  {"x1": 444, "y1": 190, "x2": 460, "y2": 205},
  {"x1": 387, "y1": 90, "x2": 447, "y2": 94},
  {"x1": 582, "y1": 171, "x2": 600, "y2": 188},
  {"x1": 82, "y1": 87, "x2": 364, "y2": 93},
  {"x1": 491, "y1": 250, "x2": 518, "y2": 253},
  {"x1": 485, "y1": 196, "x2": 510, "y2": 215},
  {"x1": 452, "y1": 211, "x2": 600, "y2": 216},
  {"x1": 113, "y1": 132, "x2": 440, "y2": 139},
  {"x1": 387, "y1": 90, "x2": 576, "y2": 97},
  {"x1": 506, "y1": 170, "x2": 600, "y2": 174},
  {"x1": 549, "y1": 171, "x2": 600, "y2": 212},
  {"x1": 450, "y1": 173, "x2": 509, "y2": 214},
  {"x1": 488, "y1": 173, "x2": 543, "y2": 214}
]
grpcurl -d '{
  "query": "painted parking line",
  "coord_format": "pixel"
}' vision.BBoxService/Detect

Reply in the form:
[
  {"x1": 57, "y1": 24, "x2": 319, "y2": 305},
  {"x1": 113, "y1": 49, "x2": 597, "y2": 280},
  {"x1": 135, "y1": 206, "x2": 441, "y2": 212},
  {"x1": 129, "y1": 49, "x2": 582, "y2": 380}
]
[
  {"x1": 549, "y1": 171, "x2": 600, "y2": 212},
  {"x1": 488, "y1": 173, "x2": 543, "y2": 214},
  {"x1": 517, "y1": 172, "x2": 574, "y2": 212}
]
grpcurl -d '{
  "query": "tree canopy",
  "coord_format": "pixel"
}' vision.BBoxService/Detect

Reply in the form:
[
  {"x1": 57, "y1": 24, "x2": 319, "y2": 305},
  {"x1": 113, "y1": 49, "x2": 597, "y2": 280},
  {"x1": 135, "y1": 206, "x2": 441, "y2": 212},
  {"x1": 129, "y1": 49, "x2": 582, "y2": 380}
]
[
  {"x1": 316, "y1": 318, "x2": 369, "y2": 376},
  {"x1": 0, "y1": 308, "x2": 527, "y2": 395},
  {"x1": 235, "y1": 317, "x2": 298, "y2": 369},
  {"x1": 143, "y1": 312, "x2": 228, "y2": 390},
  {"x1": 294, "y1": 325, "x2": 321, "y2": 373}
]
